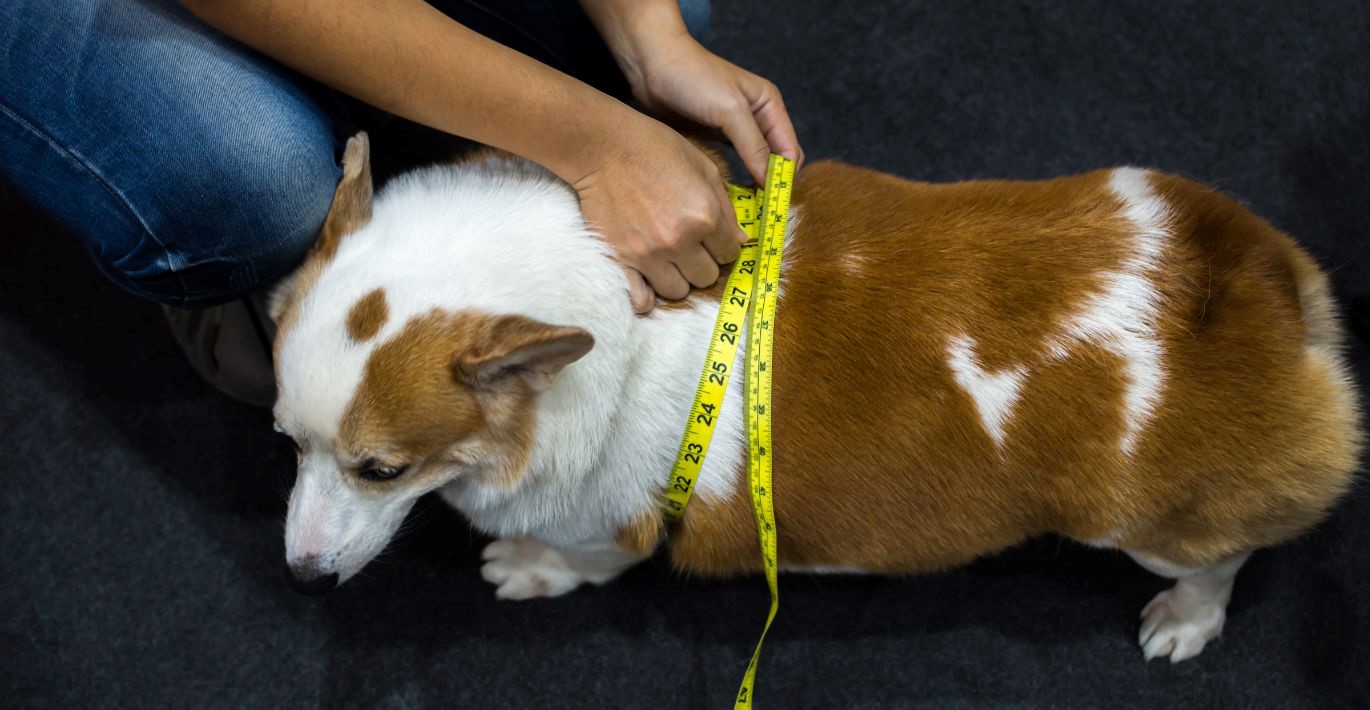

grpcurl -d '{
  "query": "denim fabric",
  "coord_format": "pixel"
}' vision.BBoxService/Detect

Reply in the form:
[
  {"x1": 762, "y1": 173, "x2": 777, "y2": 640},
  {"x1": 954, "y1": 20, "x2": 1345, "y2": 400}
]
[
  {"x1": 0, "y1": 0, "x2": 711, "y2": 308},
  {"x1": 0, "y1": 0, "x2": 344, "y2": 307}
]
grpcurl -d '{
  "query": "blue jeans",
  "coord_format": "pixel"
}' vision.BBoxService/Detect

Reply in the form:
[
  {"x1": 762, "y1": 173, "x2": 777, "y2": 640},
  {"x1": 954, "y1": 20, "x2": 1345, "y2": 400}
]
[{"x1": 0, "y1": 0, "x2": 709, "y2": 308}]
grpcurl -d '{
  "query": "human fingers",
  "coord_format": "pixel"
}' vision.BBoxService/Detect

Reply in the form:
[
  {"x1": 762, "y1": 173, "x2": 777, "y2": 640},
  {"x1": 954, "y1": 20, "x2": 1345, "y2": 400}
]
[
  {"x1": 638, "y1": 258, "x2": 692, "y2": 302},
  {"x1": 622, "y1": 265, "x2": 655, "y2": 314},
  {"x1": 701, "y1": 182, "x2": 745, "y2": 264},
  {"x1": 717, "y1": 93, "x2": 773, "y2": 185},
  {"x1": 743, "y1": 76, "x2": 804, "y2": 169},
  {"x1": 676, "y1": 244, "x2": 722, "y2": 289}
]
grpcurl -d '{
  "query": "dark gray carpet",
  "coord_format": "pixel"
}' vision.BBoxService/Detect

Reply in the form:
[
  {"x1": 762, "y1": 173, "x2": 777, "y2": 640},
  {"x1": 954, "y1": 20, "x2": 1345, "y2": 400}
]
[{"x1": 3, "y1": 1, "x2": 1368, "y2": 707}]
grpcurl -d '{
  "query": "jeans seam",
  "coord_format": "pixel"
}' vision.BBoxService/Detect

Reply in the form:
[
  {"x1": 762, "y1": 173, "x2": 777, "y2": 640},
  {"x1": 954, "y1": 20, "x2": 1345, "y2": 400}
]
[{"x1": 0, "y1": 97, "x2": 191, "y2": 307}]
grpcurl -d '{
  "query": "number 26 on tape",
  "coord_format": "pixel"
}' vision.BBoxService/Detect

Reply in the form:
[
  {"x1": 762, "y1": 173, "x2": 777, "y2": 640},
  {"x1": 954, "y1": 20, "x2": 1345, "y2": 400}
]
[{"x1": 720, "y1": 322, "x2": 740, "y2": 345}]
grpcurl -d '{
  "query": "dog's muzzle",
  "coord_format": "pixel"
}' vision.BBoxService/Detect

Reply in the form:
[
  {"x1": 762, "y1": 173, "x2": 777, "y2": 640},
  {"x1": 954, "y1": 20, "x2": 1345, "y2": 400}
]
[{"x1": 285, "y1": 558, "x2": 339, "y2": 595}]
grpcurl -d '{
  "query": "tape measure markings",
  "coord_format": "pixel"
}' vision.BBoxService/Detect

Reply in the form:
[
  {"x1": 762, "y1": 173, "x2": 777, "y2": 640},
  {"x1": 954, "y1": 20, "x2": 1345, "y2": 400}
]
[
  {"x1": 659, "y1": 155, "x2": 794, "y2": 708},
  {"x1": 735, "y1": 154, "x2": 794, "y2": 709},
  {"x1": 661, "y1": 184, "x2": 763, "y2": 520}
]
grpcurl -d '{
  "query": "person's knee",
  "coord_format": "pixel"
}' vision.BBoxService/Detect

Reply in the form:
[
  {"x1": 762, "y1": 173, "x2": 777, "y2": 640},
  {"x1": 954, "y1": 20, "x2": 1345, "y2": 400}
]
[
  {"x1": 0, "y1": 0, "x2": 344, "y2": 308},
  {"x1": 132, "y1": 135, "x2": 338, "y2": 309},
  {"x1": 106, "y1": 126, "x2": 341, "y2": 309},
  {"x1": 200, "y1": 118, "x2": 342, "y2": 302},
  {"x1": 86, "y1": 7, "x2": 346, "y2": 308}
]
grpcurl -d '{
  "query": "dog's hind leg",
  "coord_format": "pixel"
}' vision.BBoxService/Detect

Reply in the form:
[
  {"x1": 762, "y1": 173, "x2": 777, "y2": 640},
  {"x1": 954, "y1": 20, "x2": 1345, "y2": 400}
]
[
  {"x1": 480, "y1": 536, "x2": 645, "y2": 600},
  {"x1": 1125, "y1": 549, "x2": 1251, "y2": 663}
]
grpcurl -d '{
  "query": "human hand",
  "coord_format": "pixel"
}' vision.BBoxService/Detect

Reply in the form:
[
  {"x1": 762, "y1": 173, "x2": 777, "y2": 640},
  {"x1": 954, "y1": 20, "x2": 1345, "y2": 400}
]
[
  {"x1": 621, "y1": 30, "x2": 804, "y2": 185},
  {"x1": 574, "y1": 1, "x2": 801, "y2": 311},
  {"x1": 572, "y1": 115, "x2": 747, "y2": 313}
]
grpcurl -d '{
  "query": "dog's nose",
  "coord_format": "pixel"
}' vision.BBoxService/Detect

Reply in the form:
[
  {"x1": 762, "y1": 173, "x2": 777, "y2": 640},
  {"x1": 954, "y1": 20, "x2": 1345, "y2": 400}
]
[{"x1": 285, "y1": 560, "x2": 338, "y2": 596}]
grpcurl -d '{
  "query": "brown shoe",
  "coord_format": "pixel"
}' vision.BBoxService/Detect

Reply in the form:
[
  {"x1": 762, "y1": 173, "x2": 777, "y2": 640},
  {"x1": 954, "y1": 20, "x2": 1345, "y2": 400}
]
[{"x1": 162, "y1": 293, "x2": 276, "y2": 407}]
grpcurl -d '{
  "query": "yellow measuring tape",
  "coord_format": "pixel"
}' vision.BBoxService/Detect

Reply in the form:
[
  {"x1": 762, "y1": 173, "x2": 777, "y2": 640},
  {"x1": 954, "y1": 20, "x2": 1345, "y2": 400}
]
[{"x1": 662, "y1": 154, "x2": 795, "y2": 708}]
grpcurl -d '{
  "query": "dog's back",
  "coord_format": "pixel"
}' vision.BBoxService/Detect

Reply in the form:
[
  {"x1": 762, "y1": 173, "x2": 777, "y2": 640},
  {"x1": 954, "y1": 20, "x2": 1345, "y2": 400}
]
[{"x1": 670, "y1": 162, "x2": 1361, "y2": 578}]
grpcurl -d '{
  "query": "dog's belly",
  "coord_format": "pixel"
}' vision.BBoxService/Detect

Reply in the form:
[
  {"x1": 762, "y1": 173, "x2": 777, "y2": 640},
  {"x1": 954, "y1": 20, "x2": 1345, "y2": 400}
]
[{"x1": 664, "y1": 162, "x2": 1359, "y2": 577}]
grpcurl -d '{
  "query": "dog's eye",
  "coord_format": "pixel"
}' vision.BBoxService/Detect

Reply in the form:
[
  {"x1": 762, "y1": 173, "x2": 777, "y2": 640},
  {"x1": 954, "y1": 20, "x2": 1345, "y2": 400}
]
[{"x1": 360, "y1": 463, "x2": 407, "y2": 481}]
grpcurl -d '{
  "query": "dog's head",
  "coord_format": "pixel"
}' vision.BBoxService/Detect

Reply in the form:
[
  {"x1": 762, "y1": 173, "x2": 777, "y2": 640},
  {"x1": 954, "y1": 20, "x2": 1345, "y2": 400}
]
[{"x1": 269, "y1": 134, "x2": 595, "y2": 594}]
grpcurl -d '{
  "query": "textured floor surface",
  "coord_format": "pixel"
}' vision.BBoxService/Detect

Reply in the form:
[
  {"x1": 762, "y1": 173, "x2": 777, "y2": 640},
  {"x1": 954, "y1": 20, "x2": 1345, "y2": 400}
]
[{"x1": 3, "y1": 1, "x2": 1369, "y2": 708}]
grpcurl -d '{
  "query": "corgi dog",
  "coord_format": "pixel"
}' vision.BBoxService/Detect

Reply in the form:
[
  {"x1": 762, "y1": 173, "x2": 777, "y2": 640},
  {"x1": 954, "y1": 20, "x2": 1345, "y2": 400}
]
[{"x1": 270, "y1": 132, "x2": 1360, "y2": 663}]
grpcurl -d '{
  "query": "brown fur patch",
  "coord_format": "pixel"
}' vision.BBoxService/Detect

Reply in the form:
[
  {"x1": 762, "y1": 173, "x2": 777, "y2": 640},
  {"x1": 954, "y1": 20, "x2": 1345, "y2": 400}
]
[
  {"x1": 338, "y1": 310, "x2": 590, "y2": 493},
  {"x1": 316, "y1": 134, "x2": 373, "y2": 261},
  {"x1": 615, "y1": 510, "x2": 665, "y2": 557},
  {"x1": 346, "y1": 288, "x2": 389, "y2": 342},
  {"x1": 340, "y1": 311, "x2": 490, "y2": 483},
  {"x1": 454, "y1": 144, "x2": 518, "y2": 165},
  {"x1": 665, "y1": 162, "x2": 1361, "y2": 576}
]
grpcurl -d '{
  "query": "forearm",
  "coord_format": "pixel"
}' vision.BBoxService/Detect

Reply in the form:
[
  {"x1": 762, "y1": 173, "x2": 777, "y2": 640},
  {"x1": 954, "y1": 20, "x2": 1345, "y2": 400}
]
[{"x1": 179, "y1": 0, "x2": 640, "y2": 183}]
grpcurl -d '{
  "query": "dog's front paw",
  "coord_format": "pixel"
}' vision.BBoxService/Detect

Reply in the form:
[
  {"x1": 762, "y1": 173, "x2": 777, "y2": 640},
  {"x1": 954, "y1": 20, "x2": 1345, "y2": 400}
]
[
  {"x1": 1138, "y1": 588, "x2": 1226, "y2": 663},
  {"x1": 480, "y1": 536, "x2": 584, "y2": 600}
]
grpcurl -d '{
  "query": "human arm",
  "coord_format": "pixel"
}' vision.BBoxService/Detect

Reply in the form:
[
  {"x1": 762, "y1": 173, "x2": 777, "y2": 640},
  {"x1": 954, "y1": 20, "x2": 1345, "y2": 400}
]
[
  {"x1": 580, "y1": 0, "x2": 804, "y2": 184},
  {"x1": 178, "y1": 0, "x2": 785, "y2": 311}
]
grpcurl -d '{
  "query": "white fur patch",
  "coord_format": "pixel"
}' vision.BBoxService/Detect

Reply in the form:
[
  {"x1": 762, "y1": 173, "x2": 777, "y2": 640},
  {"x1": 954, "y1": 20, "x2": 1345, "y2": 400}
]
[
  {"x1": 1047, "y1": 167, "x2": 1171, "y2": 456},
  {"x1": 946, "y1": 335, "x2": 1026, "y2": 448},
  {"x1": 1129, "y1": 551, "x2": 1249, "y2": 663},
  {"x1": 284, "y1": 450, "x2": 419, "y2": 582},
  {"x1": 837, "y1": 253, "x2": 868, "y2": 278},
  {"x1": 480, "y1": 536, "x2": 588, "y2": 600}
]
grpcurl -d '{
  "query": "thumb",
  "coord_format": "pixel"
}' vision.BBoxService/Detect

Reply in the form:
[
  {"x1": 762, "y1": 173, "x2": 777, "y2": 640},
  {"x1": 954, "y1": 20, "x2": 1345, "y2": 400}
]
[{"x1": 623, "y1": 265, "x2": 655, "y2": 314}]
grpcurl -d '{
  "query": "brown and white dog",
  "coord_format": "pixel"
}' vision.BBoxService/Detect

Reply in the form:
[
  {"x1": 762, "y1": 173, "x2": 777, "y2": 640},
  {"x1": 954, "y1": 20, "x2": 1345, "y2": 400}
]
[{"x1": 270, "y1": 133, "x2": 1361, "y2": 663}]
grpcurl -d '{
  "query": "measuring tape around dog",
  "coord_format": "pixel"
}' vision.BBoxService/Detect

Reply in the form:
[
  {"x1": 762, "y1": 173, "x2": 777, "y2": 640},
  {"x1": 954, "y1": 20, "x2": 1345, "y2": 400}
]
[
  {"x1": 662, "y1": 154, "x2": 795, "y2": 708},
  {"x1": 660, "y1": 182, "x2": 761, "y2": 519}
]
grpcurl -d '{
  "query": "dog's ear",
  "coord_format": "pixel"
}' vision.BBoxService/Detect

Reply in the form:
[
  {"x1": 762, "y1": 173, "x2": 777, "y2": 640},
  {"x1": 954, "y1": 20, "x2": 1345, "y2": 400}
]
[
  {"x1": 454, "y1": 315, "x2": 594, "y2": 392},
  {"x1": 315, "y1": 132, "x2": 373, "y2": 260},
  {"x1": 266, "y1": 133, "x2": 372, "y2": 325}
]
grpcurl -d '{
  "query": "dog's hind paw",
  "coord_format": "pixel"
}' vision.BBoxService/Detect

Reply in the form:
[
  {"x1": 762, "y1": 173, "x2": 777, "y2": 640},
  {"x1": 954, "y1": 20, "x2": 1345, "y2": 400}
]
[{"x1": 480, "y1": 536, "x2": 584, "y2": 600}]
